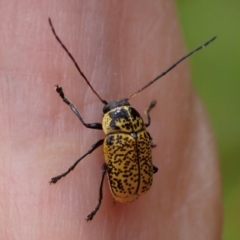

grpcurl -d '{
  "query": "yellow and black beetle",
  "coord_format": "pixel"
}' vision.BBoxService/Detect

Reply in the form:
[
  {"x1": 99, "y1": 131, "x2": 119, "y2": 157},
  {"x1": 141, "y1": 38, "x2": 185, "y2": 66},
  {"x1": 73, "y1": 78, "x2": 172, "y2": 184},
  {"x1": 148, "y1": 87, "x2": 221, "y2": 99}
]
[{"x1": 48, "y1": 18, "x2": 216, "y2": 221}]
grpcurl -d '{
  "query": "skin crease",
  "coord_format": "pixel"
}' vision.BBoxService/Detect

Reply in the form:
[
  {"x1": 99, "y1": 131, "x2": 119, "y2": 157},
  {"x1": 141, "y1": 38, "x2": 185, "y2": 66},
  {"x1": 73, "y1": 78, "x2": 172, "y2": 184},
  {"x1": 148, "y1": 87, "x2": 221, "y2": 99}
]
[{"x1": 0, "y1": 0, "x2": 222, "y2": 239}]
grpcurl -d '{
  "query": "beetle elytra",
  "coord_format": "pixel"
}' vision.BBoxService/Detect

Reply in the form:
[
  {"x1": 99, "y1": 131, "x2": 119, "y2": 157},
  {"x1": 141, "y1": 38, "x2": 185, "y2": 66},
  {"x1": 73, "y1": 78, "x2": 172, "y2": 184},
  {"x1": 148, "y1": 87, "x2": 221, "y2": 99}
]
[{"x1": 48, "y1": 18, "x2": 216, "y2": 221}]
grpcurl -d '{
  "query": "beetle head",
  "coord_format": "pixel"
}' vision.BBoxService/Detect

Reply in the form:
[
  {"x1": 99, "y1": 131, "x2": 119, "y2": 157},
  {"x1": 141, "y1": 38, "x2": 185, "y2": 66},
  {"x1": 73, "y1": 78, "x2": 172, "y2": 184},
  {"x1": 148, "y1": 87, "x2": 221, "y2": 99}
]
[{"x1": 103, "y1": 99, "x2": 130, "y2": 113}]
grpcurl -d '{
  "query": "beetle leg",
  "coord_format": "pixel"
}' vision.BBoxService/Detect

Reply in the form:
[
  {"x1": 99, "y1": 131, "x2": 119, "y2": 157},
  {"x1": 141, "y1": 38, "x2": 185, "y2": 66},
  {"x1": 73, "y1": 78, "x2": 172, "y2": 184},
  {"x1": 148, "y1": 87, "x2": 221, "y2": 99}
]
[
  {"x1": 147, "y1": 131, "x2": 157, "y2": 148},
  {"x1": 151, "y1": 143, "x2": 157, "y2": 148},
  {"x1": 86, "y1": 163, "x2": 107, "y2": 221},
  {"x1": 145, "y1": 100, "x2": 157, "y2": 127},
  {"x1": 55, "y1": 85, "x2": 102, "y2": 129},
  {"x1": 153, "y1": 165, "x2": 158, "y2": 174},
  {"x1": 50, "y1": 139, "x2": 104, "y2": 184}
]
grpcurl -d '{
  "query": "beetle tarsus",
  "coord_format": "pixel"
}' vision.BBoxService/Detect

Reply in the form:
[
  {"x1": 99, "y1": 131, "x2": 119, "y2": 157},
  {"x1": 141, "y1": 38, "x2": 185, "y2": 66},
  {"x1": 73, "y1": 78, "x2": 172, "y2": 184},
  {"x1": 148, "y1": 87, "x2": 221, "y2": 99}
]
[
  {"x1": 50, "y1": 139, "x2": 104, "y2": 184},
  {"x1": 49, "y1": 176, "x2": 62, "y2": 184},
  {"x1": 55, "y1": 84, "x2": 103, "y2": 130},
  {"x1": 86, "y1": 164, "x2": 107, "y2": 221},
  {"x1": 153, "y1": 165, "x2": 158, "y2": 174},
  {"x1": 145, "y1": 100, "x2": 157, "y2": 127},
  {"x1": 151, "y1": 143, "x2": 157, "y2": 148}
]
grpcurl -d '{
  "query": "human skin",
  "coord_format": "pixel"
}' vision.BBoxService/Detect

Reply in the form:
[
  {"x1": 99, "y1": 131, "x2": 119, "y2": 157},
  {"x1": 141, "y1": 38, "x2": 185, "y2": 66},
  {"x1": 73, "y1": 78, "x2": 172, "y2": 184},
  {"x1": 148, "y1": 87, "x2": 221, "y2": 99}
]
[{"x1": 0, "y1": 0, "x2": 222, "y2": 239}]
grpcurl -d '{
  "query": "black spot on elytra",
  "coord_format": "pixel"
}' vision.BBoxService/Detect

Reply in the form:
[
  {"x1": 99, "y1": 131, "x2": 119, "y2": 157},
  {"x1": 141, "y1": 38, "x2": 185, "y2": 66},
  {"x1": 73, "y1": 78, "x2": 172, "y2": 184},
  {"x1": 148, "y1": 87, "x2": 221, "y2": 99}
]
[
  {"x1": 116, "y1": 135, "x2": 123, "y2": 144},
  {"x1": 106, "y1": 135, "x2": 114, "y2": 145},
  {"x1": 121, "y1": 123, "x2": 131, "y2": 130}
]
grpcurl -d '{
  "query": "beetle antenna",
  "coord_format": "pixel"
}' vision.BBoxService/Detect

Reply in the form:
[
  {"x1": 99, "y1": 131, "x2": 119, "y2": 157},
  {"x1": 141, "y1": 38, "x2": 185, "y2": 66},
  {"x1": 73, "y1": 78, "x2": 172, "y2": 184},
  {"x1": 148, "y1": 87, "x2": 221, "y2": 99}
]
[
  {"x1": 48, "y1": 18, "x2": 108, "y2": 105},
  {"x1": 128, "y1": 36, "x2": 217, "y2": 100}
]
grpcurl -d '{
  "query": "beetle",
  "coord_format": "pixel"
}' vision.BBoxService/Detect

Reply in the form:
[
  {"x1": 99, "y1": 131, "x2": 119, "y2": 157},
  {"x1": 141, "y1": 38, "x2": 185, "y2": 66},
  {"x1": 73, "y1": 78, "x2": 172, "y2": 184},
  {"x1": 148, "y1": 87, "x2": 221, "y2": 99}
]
[{"x1": 48, "y1": 18, "x2": 216, "y2": 221}]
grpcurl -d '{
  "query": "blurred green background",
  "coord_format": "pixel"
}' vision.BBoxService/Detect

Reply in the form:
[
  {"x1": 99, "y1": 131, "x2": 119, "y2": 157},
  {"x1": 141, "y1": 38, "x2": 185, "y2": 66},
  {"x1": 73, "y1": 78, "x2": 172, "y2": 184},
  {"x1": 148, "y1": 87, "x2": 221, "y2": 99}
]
[{"x1": 175, "y1": 0, "x2": 240, "y2": 239}]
